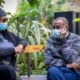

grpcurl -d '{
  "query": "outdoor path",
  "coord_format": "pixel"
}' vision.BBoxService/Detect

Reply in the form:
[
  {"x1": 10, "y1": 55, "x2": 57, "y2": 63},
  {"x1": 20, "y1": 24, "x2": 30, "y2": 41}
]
[{"x1": 21, "y1": 75, "x2": 47, "y2": 80}]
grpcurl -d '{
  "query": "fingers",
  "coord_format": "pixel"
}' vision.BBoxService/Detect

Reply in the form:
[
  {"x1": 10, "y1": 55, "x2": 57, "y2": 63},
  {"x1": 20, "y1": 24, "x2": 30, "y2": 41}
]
[
  {"x1": 14, "y1": 45, "x2": 24, "y2": 57},
  {"x1": 61, "y1": 28, "x2": 67, "y2": 33},
  {"x1": 67, "y1": 64, "x2": 73, "y2": 68},
  {"x1": 61, "y1": 27, "x2": 65, "y2": 31},
  {"x1": 14, "y1": 47, "x2": 23, "y2": 54},
  {"x1": 68, "y1": 62, "x2": 80, "y2": 71},
  {"x1": 14, "y1": 48, "x2": 23, "y2": 57},
  {"x1": 72, "y1": 62, "x2": 79, "y2": 71},
  {"x1": 60, "y1": 28, "x2": 67, "y2": 38}
]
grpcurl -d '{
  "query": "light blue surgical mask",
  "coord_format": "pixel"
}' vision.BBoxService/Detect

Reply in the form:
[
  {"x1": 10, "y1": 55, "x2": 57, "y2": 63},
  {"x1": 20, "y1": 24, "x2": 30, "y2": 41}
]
[
  {"x1": 0, "y1": 23, "x2": 8, "y2": 31},
  {"x1": 52, "y1": 29, "x2": 61, "y2": 39}
]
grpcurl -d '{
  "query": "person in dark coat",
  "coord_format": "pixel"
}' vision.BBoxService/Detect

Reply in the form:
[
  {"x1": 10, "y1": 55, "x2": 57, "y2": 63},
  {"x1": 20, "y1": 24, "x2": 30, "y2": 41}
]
[{"x1": 0, "y1": 7, "x2": 27, "y2": 80}]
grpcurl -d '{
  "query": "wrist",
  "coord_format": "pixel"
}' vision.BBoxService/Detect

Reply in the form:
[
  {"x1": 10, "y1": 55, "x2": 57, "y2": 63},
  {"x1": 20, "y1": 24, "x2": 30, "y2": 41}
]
[
  {"x1": 18, "y1": 44, "x2": 23, "y2": 49},
  {"x1": 60, "y1": 34, "x2": 66, "y2": 38}
]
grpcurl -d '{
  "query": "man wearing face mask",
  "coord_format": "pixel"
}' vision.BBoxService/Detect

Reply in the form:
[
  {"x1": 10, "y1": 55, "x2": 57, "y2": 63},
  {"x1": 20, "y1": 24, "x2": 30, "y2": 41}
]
[
  {"x1": 0, "y1": 8, "x2": 27, "y2": 80},
  {"x1": 44, "y1": 17, "x2": 80, "y2": 80}
]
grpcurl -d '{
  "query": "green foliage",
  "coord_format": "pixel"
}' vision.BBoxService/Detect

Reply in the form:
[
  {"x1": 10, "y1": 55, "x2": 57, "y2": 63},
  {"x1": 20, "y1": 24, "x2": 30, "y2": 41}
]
[
  {"x1": 28, "y1": 0, "x2": 39, "y2": 6},
  {"x1": 8, "y1": 20, "x2": 51, "y2": 75},
  {"x1": 8, "y1": 0, "x2": 69, "y2": 75},
  {"x1": 73, "y1": 18, "x2": 80, "y2": 22},
  {"x1": 57, "y1": 0, "x2": 66, "y2": 4},
  {"x1": 31, "y1": 69, "x2": 47, "y2": 75},
  {"x1": 0, "y1": 0, "x2": 5, "y2": 7}
]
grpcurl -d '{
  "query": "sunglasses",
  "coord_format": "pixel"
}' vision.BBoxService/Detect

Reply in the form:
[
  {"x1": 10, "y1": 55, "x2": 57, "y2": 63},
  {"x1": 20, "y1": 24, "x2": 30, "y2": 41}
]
[{"x1": 0, "y1": 18, "x2": 8, "y2": 22}]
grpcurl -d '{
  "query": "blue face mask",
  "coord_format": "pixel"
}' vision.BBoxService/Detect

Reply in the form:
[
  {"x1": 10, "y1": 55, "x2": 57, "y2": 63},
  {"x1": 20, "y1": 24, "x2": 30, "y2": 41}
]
[
  {"x1": 0, "y1": 23, "x2": 8, "y2": 31},
  {"x1": 52, "y1": 29, "x2": 61, "y2": 39}
]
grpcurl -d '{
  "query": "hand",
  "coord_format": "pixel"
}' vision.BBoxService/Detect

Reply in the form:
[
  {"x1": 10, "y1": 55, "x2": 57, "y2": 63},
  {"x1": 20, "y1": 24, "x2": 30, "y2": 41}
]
[
  {"x1": 14, "y1": 44, "x2": 24, "y2": 57},
  {"x1": 60, "y1": 28, "x2": 67, "y2": 38},
  {"x1": 68, "y1": 62, "x2": 79, "y2": 71}
]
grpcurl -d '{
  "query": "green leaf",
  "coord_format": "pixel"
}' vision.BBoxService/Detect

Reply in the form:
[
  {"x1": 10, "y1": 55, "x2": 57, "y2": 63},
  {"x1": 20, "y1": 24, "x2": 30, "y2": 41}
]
[
  {"x1": 73, "y1": 18, "x2": 80, "y2": 22},
  {"x1": 38, "y1": 61, "x2": 45, "y2": 69}
]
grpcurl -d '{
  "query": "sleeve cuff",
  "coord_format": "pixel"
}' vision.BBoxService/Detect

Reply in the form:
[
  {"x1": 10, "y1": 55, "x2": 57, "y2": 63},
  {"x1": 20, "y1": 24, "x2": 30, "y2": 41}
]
[{"x1": 19, "y1": 41, "x2": 27, "y2": 49}]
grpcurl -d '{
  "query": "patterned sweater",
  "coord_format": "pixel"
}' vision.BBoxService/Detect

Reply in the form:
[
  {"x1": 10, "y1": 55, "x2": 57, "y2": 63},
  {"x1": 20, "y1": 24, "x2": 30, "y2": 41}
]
[{"x1": 44, "y1": 32, "x2": 80, "y2": 69}]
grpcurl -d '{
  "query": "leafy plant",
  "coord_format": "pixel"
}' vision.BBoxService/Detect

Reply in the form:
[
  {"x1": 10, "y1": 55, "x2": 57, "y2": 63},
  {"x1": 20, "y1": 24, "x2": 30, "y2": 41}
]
[
  {"x1": 73, "y1": 18, "x2": 80, "y2": 22},
  {"x1": 8, "y1": 19, "x2": 51, "y2": 75},
  {"x1": 0, "y1": 0, "x2": 5, "y2": 7},
  {"x1": 8, "y1": 0, "x2": 69, "y2": 75}
]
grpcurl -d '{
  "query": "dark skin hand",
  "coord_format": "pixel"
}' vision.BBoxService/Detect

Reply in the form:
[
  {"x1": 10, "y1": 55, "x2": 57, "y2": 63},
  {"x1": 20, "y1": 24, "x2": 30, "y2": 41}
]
[
  {"x1": 60, "y1": 27, "x2": 67, "y2": 38},
  {"x1": 60, "y1": 26, "x2": 68, "y2": 38},
  {"x1": 14, "y1": 44, "x2": 24, "y2": 57},
  {"x1": 68, "y1": 62, "x2": 80, "y2": 71}
]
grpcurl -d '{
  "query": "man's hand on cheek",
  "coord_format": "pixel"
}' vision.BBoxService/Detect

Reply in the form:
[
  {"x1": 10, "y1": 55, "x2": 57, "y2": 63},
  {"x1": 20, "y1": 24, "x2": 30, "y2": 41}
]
[{"x1": 60, "y1": 28, "x2": 67, "y2": 38}]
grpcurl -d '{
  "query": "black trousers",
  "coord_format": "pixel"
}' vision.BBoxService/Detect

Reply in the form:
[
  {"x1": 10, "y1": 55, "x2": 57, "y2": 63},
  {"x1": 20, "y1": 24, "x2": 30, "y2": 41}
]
[{"x1": 0, "y1": 65, "x2": 16, "y2": 80}]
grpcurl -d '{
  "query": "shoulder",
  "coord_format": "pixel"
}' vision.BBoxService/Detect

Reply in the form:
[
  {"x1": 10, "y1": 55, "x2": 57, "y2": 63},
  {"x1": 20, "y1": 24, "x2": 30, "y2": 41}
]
[
  {"x1": 46, "y1": 35, "x2": 56, "y2": 45},
  {"x1": 69, "y1": 32, "x2": 80, "y2": 41},
  {"x1": 7, "y1": 30, "x2": 15, "y2": 35},
  {"x1": 7, "y1": 30, "x2": 17, "y2": 37}
]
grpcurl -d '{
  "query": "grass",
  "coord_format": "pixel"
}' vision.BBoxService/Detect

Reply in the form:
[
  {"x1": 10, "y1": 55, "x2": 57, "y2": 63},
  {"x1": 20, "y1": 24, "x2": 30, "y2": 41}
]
[{"x1": 31, "y1": 69, "x2": 47, "y2": 75}]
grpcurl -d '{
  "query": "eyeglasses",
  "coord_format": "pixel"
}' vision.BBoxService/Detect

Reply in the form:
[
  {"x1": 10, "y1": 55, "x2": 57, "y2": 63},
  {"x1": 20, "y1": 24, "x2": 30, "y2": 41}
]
[{"x1": 0, "y1": 18, "x2": 8, "y2": 22}]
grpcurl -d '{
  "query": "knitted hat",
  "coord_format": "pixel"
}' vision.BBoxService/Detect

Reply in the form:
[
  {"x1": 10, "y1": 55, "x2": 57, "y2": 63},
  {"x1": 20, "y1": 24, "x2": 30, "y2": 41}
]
[{"x1": 0, "y1": 8, "x2": 6, "y2": 18}]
